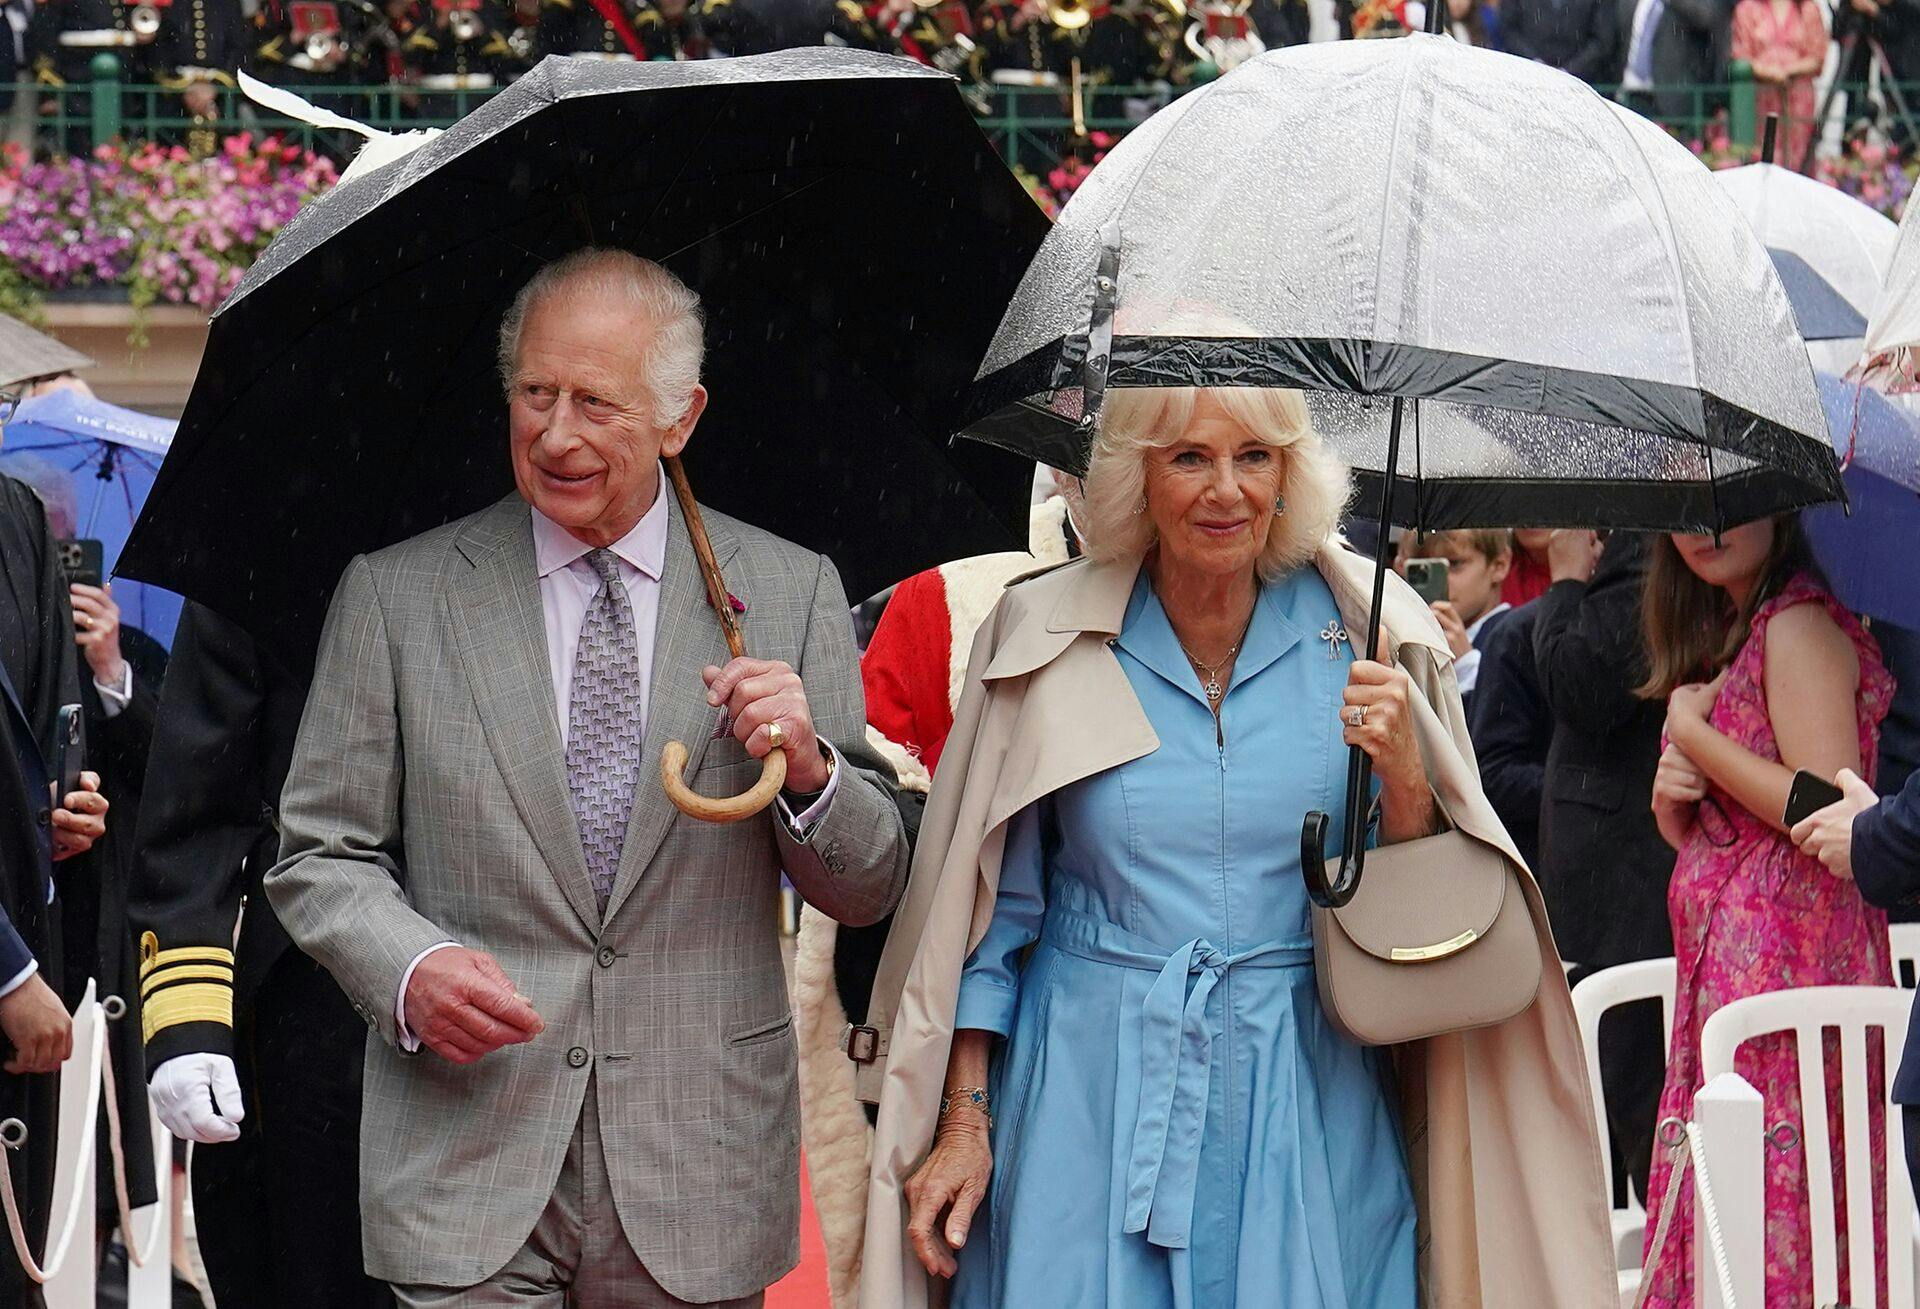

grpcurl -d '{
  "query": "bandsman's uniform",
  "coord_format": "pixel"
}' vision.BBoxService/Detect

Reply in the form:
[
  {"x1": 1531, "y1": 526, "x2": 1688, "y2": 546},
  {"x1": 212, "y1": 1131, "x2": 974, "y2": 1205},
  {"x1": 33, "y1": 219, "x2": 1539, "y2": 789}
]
[
  {"x1": 535, "y1": 0, "x2": 657, "y2": 60},
  {"x1": 703, "y1": 0, "x2": 887, "y2": 54},
  {"x1": 151, "y1": 0, "x2": 247, "y2": 152},
  {"x1": 251, "y1": 0, "x2": 372, "y2": 90},
  {"x1": 129, "y1": 603, "x2": 392, "y2": 1309},
  {"x1": 396, "y1": 0, "x2": 525, "y2": 118},
  {"x1": 28, "y1": 0, "x2": 155, "y2": 151},
  {"x1": 641, "y1": 0, "x2": 711, "y2": 57},
  {"x1": 973, "y1": 0, "x2": 1062, "y2": 76}
]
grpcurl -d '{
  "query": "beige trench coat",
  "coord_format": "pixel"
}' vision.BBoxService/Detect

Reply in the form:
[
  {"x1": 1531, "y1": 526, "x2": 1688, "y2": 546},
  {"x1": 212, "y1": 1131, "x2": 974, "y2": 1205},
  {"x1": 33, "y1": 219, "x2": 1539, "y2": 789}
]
[{"x1": 854, "y1": 542, "x2": 1619, "y2": 1309}]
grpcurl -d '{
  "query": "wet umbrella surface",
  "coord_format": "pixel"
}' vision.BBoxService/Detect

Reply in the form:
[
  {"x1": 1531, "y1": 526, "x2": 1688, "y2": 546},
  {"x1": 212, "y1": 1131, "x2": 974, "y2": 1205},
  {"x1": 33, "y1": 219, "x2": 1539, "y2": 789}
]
[
  {"x1": 956, "y1": 35, "x2": 1843, "y2": 904},
  {"x1": 120, "y1": 50, "x2": 1048, "y2": 660}
]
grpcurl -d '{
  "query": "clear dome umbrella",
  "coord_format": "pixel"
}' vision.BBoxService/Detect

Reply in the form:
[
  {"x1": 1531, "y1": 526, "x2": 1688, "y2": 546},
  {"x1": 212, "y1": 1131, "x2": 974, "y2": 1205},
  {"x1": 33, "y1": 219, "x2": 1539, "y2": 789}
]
[{"x1": 958, "y1": 33, "x2": 1841, "y2": 907}]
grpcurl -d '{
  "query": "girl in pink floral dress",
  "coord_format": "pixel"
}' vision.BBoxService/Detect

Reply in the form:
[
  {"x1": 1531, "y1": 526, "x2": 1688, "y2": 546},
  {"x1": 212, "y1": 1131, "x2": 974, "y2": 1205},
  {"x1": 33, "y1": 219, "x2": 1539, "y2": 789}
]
[{"x1": 1639, "y1": 517, "x2": 1895, "y2": 1308}]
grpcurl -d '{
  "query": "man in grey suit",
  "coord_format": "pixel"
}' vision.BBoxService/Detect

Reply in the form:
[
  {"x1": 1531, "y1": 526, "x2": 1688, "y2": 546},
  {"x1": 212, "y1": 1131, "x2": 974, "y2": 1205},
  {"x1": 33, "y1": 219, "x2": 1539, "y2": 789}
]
[{"x1": 266, "y1": 247, "x2": 910, "y2": 1307}]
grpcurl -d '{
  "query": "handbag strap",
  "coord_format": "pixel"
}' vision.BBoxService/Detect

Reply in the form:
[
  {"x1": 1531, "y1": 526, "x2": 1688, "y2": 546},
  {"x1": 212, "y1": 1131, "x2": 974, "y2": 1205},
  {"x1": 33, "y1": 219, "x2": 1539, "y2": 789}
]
[{"x1": 1633, "y1": 1121, "x2": 1691, "y2": 1309}]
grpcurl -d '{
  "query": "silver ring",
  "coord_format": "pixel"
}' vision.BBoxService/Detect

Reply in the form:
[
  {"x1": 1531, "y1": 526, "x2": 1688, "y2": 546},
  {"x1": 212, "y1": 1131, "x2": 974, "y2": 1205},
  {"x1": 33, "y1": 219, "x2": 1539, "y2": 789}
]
[
  {"x1": 102, "y1": 994, "x2": 127, "y2": 1020},
  {"x1": 1345, "y1": 705, "x2": 1367, "y2": 728},
  {"x1": 766, "y1": 722, "x2": 787, "y2": 750},
  {"x1": 0, "y1": 1119, "x2": 27, "y2": 1150}
]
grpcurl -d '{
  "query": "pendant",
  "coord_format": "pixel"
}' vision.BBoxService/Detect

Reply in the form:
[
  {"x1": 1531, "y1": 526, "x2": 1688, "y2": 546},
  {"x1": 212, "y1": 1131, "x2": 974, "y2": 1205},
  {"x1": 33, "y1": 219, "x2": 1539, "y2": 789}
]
[
  {"x1": 1204, "y1": 676, "x2": 1223, "y2": 704},
  {"x1": 1320, "y1": 621, "x2": 1349, "y2": 660}
]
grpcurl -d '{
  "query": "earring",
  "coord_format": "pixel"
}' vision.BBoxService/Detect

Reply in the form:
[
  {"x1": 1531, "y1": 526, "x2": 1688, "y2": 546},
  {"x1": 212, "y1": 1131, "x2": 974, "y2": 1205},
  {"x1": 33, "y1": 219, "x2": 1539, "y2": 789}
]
[
  {"x1": 1275, "y1": 494, "x2": 1286, "y2": 516},
  {"x1": 1135, "y1": 493, "x2": 1148, "y2": 512}
]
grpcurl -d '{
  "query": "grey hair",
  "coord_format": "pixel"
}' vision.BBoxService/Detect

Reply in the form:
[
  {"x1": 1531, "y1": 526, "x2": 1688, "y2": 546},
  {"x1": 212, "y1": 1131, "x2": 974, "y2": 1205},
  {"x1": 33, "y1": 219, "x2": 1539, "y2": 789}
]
[
  {"x1": 2, "y1": 453, "x2": 78, "y2": 538},
  {"x1": 497, "y1": 248, "x2": 707, "y2": 425},
  {"x1": 1077, "y1": 386, "x2": 1351, "y2": 580}
]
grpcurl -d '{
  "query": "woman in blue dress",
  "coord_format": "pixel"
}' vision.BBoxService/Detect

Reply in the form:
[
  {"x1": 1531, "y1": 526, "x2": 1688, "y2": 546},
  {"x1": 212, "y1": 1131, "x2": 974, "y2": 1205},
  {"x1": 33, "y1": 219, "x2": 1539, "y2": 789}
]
[{"x1": 898, "y1": 385, "x2": 1425, "y2": 1307}]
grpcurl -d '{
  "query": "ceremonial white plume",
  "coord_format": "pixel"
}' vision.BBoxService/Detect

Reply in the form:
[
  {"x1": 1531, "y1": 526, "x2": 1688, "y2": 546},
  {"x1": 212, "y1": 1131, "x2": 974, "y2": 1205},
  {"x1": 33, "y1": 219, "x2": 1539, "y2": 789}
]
[{"x1": 238, "y1": 71, "x2": 441, "y2": 186}]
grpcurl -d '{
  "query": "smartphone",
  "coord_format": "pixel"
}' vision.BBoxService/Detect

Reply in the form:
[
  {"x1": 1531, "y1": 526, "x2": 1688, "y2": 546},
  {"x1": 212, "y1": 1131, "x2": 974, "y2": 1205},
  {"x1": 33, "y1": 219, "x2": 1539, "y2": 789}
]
[
  {"x1": 55, "y1": 538, "x2": 103, "y2": 589},
  {"x1": 1783, "y1": 769, "x2": 1845, "y2": 827},
  {"x1": 52, "y1": 703, "x2": 83, "y2": 806},
  {"x1": 1405, "y1": 557, "x2": 1451, "y2": 606}
]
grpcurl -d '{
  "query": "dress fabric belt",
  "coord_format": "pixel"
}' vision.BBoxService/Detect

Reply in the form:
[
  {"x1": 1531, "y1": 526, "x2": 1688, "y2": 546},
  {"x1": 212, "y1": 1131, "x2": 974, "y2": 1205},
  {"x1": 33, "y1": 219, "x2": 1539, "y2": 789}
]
[{"x1": 1039, "y1": 908, "x2": 1314, "y2": 1252}]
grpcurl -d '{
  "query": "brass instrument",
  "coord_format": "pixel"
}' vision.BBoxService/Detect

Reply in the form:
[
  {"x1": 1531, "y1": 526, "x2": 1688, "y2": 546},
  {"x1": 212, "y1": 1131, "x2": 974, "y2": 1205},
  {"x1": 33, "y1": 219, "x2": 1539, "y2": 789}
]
[
  {"x1": 507, "y1": 24, "x2": 534, "y2": 58},
  {"x1": 1068, "y1": 54, "x2": 1086, "y2": 139},
  {"x1": 304, "y1": 28, "x2": 345, "y2": 63},
  {"x1": 1048, "y1": 0, "x2": 1091, "y2": 29},
  {"x1": 447, "y1": 8, "x2": 482, "y2": 42},
  {"x1": 129, "y1": 4, "x2": 162, "y2": 40}
]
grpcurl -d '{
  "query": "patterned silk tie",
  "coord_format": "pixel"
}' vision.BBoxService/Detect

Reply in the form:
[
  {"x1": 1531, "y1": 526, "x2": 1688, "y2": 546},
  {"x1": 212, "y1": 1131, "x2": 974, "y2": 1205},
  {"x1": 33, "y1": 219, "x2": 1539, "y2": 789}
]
[{"x1": 565, "y1": 549, "x2": 644, "y2": 913}]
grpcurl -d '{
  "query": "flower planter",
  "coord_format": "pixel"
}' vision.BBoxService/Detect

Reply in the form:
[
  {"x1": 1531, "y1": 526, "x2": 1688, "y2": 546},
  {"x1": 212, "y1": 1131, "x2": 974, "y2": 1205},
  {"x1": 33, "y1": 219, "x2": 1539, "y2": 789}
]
[{"x1": 37, "y1": 299, "x2": 207, "y2": 417}]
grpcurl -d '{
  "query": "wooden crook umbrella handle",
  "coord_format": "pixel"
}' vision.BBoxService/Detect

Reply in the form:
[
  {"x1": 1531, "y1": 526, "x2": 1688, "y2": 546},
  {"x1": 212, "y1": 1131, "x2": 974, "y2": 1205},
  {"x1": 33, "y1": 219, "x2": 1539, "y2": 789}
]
[{"x1": 659, "y1": 455, "x2": 788, "y2": 823}]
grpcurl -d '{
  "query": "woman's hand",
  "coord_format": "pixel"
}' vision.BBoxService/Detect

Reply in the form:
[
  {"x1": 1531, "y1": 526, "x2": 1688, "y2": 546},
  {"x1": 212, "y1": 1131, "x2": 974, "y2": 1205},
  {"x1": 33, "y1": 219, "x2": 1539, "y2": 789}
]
[
  {"x1": 1341, "y1": 658, "x2": 1436, "y2": 841},
  {"x1": 1651, "y1": 744, "x2": 1704, "y2": 851},
  {"x1": 904, "y1": 1112, "x2": 993, "y2": 1278},
  {"x1": 1664, "y1": 672, "x2": 1726, "y2": 748}
]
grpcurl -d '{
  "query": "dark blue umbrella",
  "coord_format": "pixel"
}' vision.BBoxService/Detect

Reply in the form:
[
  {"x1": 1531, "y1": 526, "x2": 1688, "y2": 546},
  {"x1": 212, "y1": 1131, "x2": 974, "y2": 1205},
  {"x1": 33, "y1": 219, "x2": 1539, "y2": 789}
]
[
  {"x1": 0, "y1": 390, "x2": 183, "y2": 646},
  {"x1": 1805, "y1": 373, "x2": 1920, "y2": 629}
]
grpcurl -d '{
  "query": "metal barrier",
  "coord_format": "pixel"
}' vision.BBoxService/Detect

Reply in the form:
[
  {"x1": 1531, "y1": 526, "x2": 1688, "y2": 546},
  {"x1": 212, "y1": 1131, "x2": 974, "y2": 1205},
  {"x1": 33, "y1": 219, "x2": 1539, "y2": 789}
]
[
  {"x1": 0, "y1": 980, "x2": 176, "y2": 1309},
  {"x1": 10, "y1": 59, "x2": 1841, "y2": 170}
]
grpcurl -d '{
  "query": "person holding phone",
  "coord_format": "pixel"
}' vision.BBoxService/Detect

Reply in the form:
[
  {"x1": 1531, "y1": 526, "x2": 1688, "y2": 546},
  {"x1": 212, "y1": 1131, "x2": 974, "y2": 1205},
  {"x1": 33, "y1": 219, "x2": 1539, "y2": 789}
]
[
  {"x1": 1638, "y1": 517, "x2": 1895, "y2": 1309},
  {"x1": 0, "y1": 447, "x2": 109, "y2": 1304},
  {"x1": 1399, "y1": 528, "x2": 1514, "y2": 705}
]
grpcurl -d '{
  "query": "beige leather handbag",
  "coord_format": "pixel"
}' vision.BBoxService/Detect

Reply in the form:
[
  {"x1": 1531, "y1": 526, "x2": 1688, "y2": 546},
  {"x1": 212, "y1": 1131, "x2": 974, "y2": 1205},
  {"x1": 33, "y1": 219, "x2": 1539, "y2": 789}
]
[{"x1": 1310, "y1": 826, "x2": 1542, "y2": 1047}]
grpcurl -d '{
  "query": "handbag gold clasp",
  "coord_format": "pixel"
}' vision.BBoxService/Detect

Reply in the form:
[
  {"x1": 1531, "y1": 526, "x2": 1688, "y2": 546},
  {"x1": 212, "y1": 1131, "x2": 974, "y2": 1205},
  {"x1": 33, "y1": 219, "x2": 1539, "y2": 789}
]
[{"x1": 1389, "y1": 929, "x2": 1479, "y2": 963}]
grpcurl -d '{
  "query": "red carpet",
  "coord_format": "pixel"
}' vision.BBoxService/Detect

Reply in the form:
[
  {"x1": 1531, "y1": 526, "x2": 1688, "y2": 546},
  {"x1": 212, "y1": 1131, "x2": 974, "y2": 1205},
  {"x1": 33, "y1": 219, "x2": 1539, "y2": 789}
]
[{"x1": 767, "y1": 1154, "x2": 832, "y2": 1308}]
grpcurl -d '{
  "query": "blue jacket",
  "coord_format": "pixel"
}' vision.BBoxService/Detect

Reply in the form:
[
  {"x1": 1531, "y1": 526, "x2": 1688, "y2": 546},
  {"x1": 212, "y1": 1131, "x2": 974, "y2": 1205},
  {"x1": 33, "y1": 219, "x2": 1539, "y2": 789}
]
[{"x1": 1852, "y1": 773, "x2": 1920, "y2": 1102}]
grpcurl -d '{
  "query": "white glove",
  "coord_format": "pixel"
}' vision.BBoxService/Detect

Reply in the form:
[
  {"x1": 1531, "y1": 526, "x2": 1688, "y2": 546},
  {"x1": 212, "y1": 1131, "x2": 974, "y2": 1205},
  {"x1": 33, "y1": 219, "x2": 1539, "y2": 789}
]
[{"x1": 149, "y1": 1053, "x2": 246, "y2": 1144}]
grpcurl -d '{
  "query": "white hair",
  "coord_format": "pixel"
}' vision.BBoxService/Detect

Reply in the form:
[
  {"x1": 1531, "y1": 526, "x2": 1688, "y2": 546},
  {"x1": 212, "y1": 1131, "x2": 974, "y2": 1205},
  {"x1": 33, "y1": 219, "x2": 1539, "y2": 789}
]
[
  {"x1": 497, "y1": 248, "x2": 706, "y2": 425},
  {"x1": 1078, "y1": 386, "x2": 1351, "y2": 580}
]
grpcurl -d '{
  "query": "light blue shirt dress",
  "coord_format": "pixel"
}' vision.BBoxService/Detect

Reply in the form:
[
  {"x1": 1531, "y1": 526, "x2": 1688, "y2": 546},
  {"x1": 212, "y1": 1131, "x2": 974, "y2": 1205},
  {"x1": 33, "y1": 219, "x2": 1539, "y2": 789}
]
[{"x1": 950, "y1": 567, "x2": 1418, "y2": 1309}]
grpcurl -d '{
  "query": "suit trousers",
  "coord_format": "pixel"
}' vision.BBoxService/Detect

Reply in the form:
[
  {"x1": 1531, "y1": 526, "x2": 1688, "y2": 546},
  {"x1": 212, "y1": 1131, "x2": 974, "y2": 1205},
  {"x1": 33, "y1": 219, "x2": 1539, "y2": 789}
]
[
  {"x1": 391, "y1": 1073, "x2": 768, "y2": 1308},
  {"x1": 194, "y1": 950, "x2": 391, "y2": 1309}
]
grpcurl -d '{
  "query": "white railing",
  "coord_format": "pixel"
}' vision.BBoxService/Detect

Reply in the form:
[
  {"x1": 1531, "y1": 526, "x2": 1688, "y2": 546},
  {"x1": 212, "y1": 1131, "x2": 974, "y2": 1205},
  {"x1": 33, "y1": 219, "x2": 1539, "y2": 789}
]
[{"x1": 2, "y1": 981, "x2": 176, "y2": 1308}]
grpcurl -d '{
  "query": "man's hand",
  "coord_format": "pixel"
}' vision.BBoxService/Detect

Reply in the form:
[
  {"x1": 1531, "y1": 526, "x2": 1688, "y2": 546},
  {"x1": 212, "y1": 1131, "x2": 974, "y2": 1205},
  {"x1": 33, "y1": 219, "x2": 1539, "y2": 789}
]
[
  {"x1": 1429, "y1": 601, "x2": 1472, "y2": 659},
  {"x1": 70, "y1": 582, "x2": 127, "y2": 689},
  {"x1": 0, "y1": 974, "x2": 71, "y2": 1074},
  {"x1": 52, "y1": 771, "x2": 106, "y2": 862},
  {"x1": 150, "y1": 1053, "x2": 246, "y2": 1143},
  {"x1": 703, "y1": 656, "x2": 831, "y2": 793},
  {"x1": 1791, "y1": 767, "x2": 1879, "y2": 880},
  {"x1": 1546, "y1": 529, "x2": 1604, "y2": 584},
  {"x1": 402, "y1": 947, "x2": 543, "y2": 1065}
]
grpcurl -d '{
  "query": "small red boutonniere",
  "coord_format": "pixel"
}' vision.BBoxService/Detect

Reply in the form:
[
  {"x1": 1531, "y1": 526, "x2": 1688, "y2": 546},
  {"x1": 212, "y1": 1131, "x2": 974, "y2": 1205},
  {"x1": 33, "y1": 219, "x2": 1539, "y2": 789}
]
[{"x1": 707, "y1": 590, "x2": 747, "y2": 614}]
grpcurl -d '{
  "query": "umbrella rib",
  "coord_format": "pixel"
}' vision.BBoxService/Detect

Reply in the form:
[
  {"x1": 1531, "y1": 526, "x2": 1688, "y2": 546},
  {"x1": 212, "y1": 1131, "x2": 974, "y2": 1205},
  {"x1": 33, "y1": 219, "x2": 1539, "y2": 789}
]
[{"x1": 650, "y1": 168, "x2": 849, "y2": 266}]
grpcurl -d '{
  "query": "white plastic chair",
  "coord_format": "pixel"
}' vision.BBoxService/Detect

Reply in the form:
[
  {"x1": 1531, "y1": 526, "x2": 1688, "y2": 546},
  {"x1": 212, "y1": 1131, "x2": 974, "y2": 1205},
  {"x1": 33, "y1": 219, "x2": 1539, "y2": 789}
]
[
  {"x1": 1571, "y1": 958, "x2": 1677, "y2": 1271},
  {"x1": 1700, "y1": 985, "x2": 1915, "y2": 1309},
  {"x1": 1889, "y1": 923, "x2": 1920, "y2": 989}
]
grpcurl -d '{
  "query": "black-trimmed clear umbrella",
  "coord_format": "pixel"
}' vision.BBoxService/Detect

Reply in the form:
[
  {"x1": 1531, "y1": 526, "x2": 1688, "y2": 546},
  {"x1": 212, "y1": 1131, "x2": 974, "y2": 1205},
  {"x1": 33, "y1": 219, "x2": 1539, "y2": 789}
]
[{"x1": 959, "y1": 34, "x2": 1841, "y2": 907}]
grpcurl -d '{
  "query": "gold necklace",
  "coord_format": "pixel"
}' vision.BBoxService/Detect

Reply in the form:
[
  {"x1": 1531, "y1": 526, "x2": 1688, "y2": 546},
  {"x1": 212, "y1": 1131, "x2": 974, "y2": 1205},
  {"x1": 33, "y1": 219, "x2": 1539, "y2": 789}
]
[{"x1": 1177, "y1": 611, "x2": 1255, "y2": 706}]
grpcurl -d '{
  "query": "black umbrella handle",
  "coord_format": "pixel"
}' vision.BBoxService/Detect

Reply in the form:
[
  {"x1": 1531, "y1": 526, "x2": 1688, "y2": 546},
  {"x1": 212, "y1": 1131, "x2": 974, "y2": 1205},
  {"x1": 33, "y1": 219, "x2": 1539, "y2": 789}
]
[{"x1": 1301, "y1": 394, "x2": 1403, "y2": 910}]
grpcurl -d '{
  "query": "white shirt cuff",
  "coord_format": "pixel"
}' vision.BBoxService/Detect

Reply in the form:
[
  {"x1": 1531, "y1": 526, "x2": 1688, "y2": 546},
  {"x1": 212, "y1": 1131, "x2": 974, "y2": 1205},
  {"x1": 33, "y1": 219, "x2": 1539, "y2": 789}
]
[
  {"x1": 94, "y1": 664, "x2": 132, "y2": 719},
  {"x1": 0, "y1": 959, "x2": 37, "y2": 1000},
  {"x1": 1455, "y1": 647, "x2": 1483, "y2": 698},
  {"x1": 775, "y1": 739, "x2": 843, "y2": 836},
  {"x1": 395, "y1": 941, "x2": 459, "y2": 1052}
]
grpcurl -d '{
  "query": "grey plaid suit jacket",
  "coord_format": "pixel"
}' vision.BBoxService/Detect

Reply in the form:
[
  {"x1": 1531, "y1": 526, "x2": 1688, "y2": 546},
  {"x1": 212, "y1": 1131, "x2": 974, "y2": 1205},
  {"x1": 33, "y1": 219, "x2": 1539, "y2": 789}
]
[{"x1": 265, "y1": 491, "x2": 909, "y2": 1299}]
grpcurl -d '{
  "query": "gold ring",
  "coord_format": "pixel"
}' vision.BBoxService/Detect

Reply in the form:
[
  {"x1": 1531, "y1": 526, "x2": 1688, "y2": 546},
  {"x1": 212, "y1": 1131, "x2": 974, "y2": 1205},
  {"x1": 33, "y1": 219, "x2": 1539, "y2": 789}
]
[{"x1": 767, "y1": 722, "x2": 787, "y2": 750}]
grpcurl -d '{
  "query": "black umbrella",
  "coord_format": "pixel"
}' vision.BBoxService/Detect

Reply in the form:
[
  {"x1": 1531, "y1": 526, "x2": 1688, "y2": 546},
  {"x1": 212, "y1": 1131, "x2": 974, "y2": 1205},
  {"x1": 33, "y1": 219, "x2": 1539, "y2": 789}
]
[
  {"x1": 960, "y1": 37, "x2": 1842, "y2": 907},
  {"x1": 119, "y1": 50, "x2": 1047, "y2": 662}
]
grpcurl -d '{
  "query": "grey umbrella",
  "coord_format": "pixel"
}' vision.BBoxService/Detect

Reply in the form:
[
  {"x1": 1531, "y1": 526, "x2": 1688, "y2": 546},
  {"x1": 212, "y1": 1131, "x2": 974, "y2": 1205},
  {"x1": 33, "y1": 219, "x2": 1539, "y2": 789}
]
[
  {"x1": 0, "y1": 316, "x2": 94, "y2": 392},
  {"x1": 959, "y1": 34, "x2": 1840, "y2": 905}
]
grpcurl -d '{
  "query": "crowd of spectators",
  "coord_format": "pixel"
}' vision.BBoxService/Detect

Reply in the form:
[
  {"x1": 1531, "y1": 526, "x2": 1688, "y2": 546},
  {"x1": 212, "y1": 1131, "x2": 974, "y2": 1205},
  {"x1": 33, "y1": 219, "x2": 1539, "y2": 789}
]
[{"x1": 7, "y1": 0, "x2": 1919, "y2": 137}]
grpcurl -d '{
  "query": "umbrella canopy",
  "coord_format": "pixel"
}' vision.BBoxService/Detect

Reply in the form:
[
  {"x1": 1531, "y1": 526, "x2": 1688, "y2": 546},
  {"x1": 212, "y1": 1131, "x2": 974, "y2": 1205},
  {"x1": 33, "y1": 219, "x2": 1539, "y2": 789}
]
[
  {"x1": 120, "y1": 50, "x2": 1047, "y2": 657},
  {"x1": 1714, "y1": 163, "x2": 1897, "y2": 325},
  {"x1": 0, "y1": 316, "x2": 95, "y2": 391},
  {"x1": 1804, "y1": 373, "x2": 1920, "y2": 628},
  {"x1": 1863, "y1": 190, "x2": 1920, "y2": 386},
  {"x1": 0, "y1": 390, "x2": 183, "y2": 645},
  {"x1": 965, "y1": 36, "x2": 1839, "y2": 534},
  {"x1": 1765, "y1": 249, "x2": 1867, "y2": 343}
]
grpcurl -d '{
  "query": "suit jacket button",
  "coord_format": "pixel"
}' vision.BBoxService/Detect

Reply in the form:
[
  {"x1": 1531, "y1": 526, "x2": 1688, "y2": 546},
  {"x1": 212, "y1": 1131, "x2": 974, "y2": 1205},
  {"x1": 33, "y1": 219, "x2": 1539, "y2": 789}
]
[
  {"x1": 35, "y1": 808, "x2": 49, "y2": 828},
  {"x1": 567, "y1": 1046, "x2": 589, "y2": 1068},
  {"x1": 597, "y1": 947, "x2": 616, "y2": 969}
]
